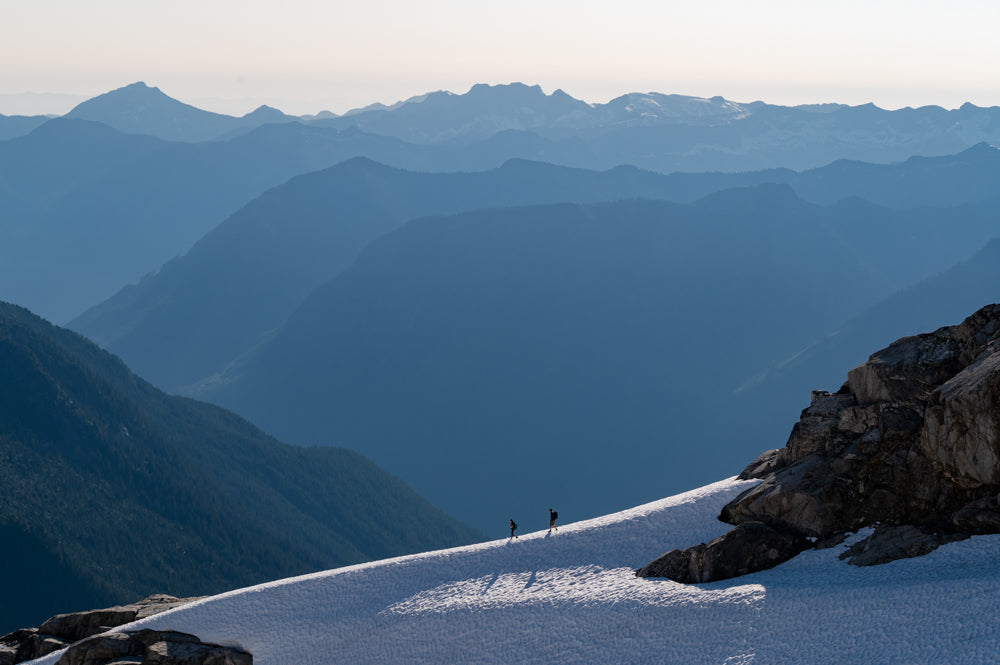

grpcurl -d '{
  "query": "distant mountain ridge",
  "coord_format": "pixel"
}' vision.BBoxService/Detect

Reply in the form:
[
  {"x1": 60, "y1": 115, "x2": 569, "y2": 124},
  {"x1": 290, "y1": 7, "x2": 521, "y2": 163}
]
[
  {"x1": 7, "y1": 81, "x2": 1000, "y2": 172},
  {"x1": 313, "y1": 83, "x2": 1000, "y2": 170},
  {"x1": 70, "y1": 147, "x2": 1000, "y2": 396},
  {"x1": 73, "y1": 156, "x2": 698, "y2": 391},
  {"x1": 0, "y1": 118, "x2": 463, "y2": 323},
  {"x1": 65, "y1": 82, "x2": 297, "y2": 142},
  {"x1": 323, "y1": 85, "x2": 757, "y2": 141},
  {"x1": 0, "y1": 300, "x2": 481, "y2": 634},
  {"x1": 0, "y1": 112, "x2": 49, "y2": 140},
  {"x1": 185, "y1": 188, "x2": 909, "y2": 530},
  {"x1": 312, "y1": 82, "x2": 593, "y2": 144},
  {"x1": 5, "y1": 86, "x2": 1000, "y2": 326}
]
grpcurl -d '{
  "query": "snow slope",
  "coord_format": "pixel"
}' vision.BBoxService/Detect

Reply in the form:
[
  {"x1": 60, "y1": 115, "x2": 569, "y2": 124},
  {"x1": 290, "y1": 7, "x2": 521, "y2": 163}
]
[{"x1": 30, "y1": 477, "x2": 1000, "y2": 664}]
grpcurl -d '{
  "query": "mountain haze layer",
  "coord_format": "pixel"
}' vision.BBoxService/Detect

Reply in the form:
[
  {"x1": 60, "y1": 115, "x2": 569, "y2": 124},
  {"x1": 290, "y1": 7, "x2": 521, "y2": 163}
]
[
  {"x1": 316, "y1": 82, "x2": 1000, "y2": 171},
  {"x1": 193, "y1": 189, "x2": 910, "y2": 530},
  {"x1": 64, "y1": 82, "x2": 296, "y2": 142},
  {"x1": 0, "y1": 119, "x2": 462, "y2": 322},
  {"x1": 731, "y1": 236, "x2": 1000, "y2": 453},
  {"x1": 68, "y1": 157, "x2": 723, "y2": 392},
  {"x1": 7, "y1": 80, "x2": 1000, "y2": 323},
  {"x1": 8, "y1": 81, "x2": 1000, "y2": 174},
  {"x1": 70, "y1": 146, "x2": 1000, "y2": 393}
]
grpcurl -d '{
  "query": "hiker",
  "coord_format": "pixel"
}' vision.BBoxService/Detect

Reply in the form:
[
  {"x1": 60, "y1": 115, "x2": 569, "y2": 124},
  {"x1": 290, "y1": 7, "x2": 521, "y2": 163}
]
[
  {"x1": 509, "y1": 518, "x2": 518, "y2": 539},
  {"x1": 549, "y1": 508, "x2": 558, "y2": 532}
]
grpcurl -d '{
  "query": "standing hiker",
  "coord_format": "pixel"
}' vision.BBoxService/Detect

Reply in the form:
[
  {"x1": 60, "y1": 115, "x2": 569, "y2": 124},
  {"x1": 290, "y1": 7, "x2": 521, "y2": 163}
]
[
  {"x1": 549, "y1": 508, "x2": 558, "y2": 532},
  {"x1": 509, "y1": 518, "x2": 518, "y2": 539}
]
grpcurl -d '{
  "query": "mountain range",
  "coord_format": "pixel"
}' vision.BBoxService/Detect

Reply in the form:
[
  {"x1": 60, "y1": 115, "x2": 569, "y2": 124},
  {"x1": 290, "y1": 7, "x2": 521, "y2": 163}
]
[
  {"x1": 64, "y1": 82, "x2": 298, "y2": 142},
  {"x1": 5, "y1": 78, "x2": 1000, "y2": 644},
  {"x1": 5, "y1": 80, "x2": 1000, "y2": 324},
  {"x1": 6, "y1": 81, "x2": 1000, "y2": 171},
  {"x1": 66, "y1": 156, "x2": 741, "y2": 392},
  {"x1": 313, "y1": 83, "x2": 1000, "y2": 171},
  {"x1": 62, "y1": 150, "x2": 1000, "y2": 532},
  {"x1": 0, "y1": 118, "x2": 447, "y2": 323},
  {"x1": 0, "y1": 300, "x2": 481, "y2": 635},
  {"x1": 182, "y1": 186, "x2": 968, "y2": 530},
  {"x1": 69, "y1": 144, "x2": 1000, "y2": 394}
]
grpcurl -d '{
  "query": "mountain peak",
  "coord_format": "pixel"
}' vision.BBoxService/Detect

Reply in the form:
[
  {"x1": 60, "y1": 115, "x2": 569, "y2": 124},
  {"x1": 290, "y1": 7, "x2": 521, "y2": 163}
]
[
  {"x1": 959, "y1": 141, "x2": 1000, "y2": 157},
  {"x1": 120, "y1": 80, "x2": 156, "y2": 92},
  {"x1": 465, "y1": 82, "x2": 547, "y2": 98},
  {"x1": 241, "y1": 104, "x2": 291, "y2": 122},
  {"x1": 63, "y1": 82, "x2": 278, "y2": 141},
  {"x1": 67, "y1": 81, "x2": 170, "y2": 111}
]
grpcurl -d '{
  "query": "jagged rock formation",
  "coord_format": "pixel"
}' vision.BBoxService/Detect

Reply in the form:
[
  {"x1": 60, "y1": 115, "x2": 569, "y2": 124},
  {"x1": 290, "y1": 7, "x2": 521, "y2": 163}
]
[
  {"x1": 0, "y1": 595, "x2": 201, "y2": 664},
  {"x1": 639, "y1": 304, "x2": 1000, "y2": 582}
]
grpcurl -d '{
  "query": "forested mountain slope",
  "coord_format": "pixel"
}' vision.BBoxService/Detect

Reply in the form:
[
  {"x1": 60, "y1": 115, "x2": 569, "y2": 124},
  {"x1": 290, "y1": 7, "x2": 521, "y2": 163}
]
[{"x1": 0, "y1": 302, "x2": 481, "y2": 634}]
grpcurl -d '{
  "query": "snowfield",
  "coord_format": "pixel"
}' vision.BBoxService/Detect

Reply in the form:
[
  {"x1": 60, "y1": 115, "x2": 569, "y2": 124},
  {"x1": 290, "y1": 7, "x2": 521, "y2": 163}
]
[{"x1": 30, "y1": 477, "x2": 1000, "y2": 664}]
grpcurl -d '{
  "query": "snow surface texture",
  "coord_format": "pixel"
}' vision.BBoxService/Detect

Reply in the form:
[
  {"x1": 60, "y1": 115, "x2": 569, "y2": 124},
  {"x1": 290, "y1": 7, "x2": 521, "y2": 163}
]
[{"x1": 29, "y1": 478, "x2": 1000, "y2": 664}]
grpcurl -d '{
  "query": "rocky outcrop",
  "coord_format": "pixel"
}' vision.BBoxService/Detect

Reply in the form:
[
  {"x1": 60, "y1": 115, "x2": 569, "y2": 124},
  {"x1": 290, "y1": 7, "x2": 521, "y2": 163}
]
[
  {"x1": 56, "y1": 629, "x2": 251, "y2": 665},
  {"x1": 636, "y1": 521, "x2": 809, "y2": 582},
  {"x1": 0, "y1": 629, "x2": 66, "y2": 665},
  {"x1": 838, "y1": 524, "x2": 968, "y2": 567},
  {"x1": 639, "y1": 304, "x2": 1000, "y2": 582},
  {"x1": 0, "y1": 595, "x2": 203, "y2": 665}
]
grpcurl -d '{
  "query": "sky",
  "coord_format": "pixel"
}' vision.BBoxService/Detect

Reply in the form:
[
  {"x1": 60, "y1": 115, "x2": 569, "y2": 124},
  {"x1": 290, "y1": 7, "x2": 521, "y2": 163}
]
[
  {"x1": 3, "y1": 0, "x2": 1000, "y2": 116},
  {"x1": 28, "y1": 477, "x2": 1000, "y2": 665}
]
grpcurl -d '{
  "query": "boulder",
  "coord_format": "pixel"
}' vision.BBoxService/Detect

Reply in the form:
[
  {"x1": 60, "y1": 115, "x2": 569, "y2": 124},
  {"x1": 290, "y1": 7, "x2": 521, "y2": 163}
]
[
  {"x1": 839, "y1": 524, "x2": 968, "y2": 567},
  {"x1": 634, "y1": 545, "x2": 705, "y2": 583},
  {"x1": 637, "y1": 521, "x2": 809, "y2": 583},
  {"x1": 0, "y1": 629, "x2": 68, "y2": 665},
  {"x1": 39, "y1": 595, "x2": 201, "y2": 643},
  {"x1": 949, "y1": 495, "x2": 1000, "y2": 532},
  {"x1": 55, "y1": 629, "x2": 251, "y2": 665},
  {"x1": 0, "y1": 595, "x2": 202, "y2": 665}
]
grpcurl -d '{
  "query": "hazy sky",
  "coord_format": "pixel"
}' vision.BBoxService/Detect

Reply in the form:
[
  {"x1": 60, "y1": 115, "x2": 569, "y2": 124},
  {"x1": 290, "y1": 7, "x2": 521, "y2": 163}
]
[{"x1": 4, "y1": 0, "x2": 999, "y2": 116}]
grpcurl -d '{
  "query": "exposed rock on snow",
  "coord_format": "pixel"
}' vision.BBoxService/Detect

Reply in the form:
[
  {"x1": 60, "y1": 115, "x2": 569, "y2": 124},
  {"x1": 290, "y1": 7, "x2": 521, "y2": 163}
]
[
  {"x1": 1, "y1": 596, "x2": 202, "y2": 665},
  {"x1": 839, "y1": 524, "x2": 968, "y2": 567},
  {"x1": 0, "y1": 630, "x2": 64, "y2": 665},
  {"x1": 642, "y1": 304, "x2": 1000, "y2": 582},
  {"x1": 56, "y1": 629, "x2": 251, "y2": 665},
  {"x1": 635, "y1": 521, "x2": 809, "y2": 582}
]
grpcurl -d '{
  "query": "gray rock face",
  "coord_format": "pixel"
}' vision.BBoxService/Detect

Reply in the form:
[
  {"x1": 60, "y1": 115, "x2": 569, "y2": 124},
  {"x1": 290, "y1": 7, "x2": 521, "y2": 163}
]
[
  {"x1": 636, "y1": 521, "x2": 809, "y2": 582},
  {"x1": 38, "y1": 594, "x2": 200, "y2": 644},
  {"x1": 56, "y1": 629, "x2": 251, "y2": 665},
  {"x1": 0, "y1": 595, "x2": 202, "y2": 665},
  {"x1": 641, "y1": 304, "x2": 1000, "y2": 583},
  {"x1": 0, "y1": 629, "x2": 64, "y2": 665},
  {"x1": 839, "y1": 524, "x2": 968, "y2": 567}
]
